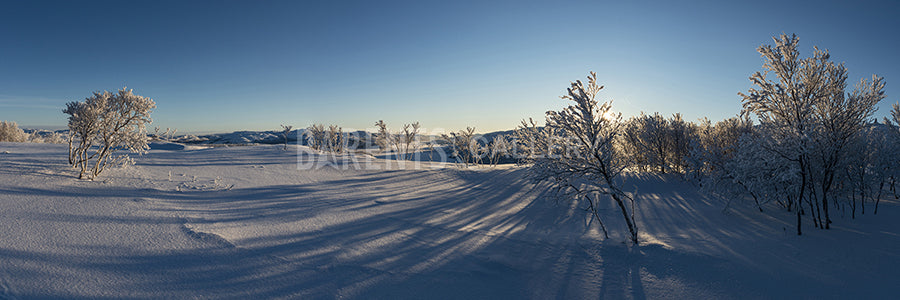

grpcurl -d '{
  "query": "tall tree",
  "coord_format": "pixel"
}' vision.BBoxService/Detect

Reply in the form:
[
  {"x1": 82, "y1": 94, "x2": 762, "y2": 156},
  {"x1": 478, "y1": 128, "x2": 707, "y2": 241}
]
[{"x1": 739, "y1": 34, "x2": 885, "y2": 233}]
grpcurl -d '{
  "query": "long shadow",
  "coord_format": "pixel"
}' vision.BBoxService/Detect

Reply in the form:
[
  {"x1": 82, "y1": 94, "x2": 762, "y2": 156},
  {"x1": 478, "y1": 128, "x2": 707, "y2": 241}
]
[{"x1": 4, "y1": 149, "x2": 898, "y2": 299}]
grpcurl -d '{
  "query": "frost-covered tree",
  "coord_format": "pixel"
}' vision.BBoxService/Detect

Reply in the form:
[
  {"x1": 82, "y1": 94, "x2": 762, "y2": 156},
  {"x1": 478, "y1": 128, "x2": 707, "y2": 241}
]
[
  {"x1": 514, "y1": 118, "x2": 555, "y2": 163},
  {"x1": 892, "y1": 102, "x2": 900, "y2": 128},
  {"x1": 726, "y1": 127, "x2": 798, "y2": 212},
  {"x1": 622, "y1": 113, "x2": 668, "y2": 173},
  {"x1": 326, "y1": 125, "x2": 344, "y2": 153},
  {"x1": 840, "y1": 124, "x2": 898, "y2": 218},
  {"x1": 0, "y1": 121, "x2": 27, "y2": 142},
  {"x1": 441, "y1": 127, "x2": 477, "y2": 167},
  {"x1": 521, "y1": 72, "x2": 638, "y2": 244},
  {"x1": 280, "y1": 124, "x2": 293, "y2": 150},
  {"x1": 808, "y1": 74, "x2": 884, "y2": 228},
  {"x1": 739, "y1": 34, "x2": 885, "y2": 233},
  {"x1": 374, "y1": 120, "x2": 392, "y2": 152},
  {"x1": 24, "y1": 130, "x2": 67, "y2": 144},
  {"x1": 152, "y1": 127, "x2": 177, "y2": 141},
  {"x1": 63, "y1": 87, "x2": 155, "y2": 179},
  {"x1": 306, "y1": 124, "x2": 326, "y2": 151},
  {"x1": 667, "y1": 114, "x2": 695, "y2": 173},
  {"x1": 487, "y1": 134, "x2": 511, "y2": 166},
  {"x1": 688, "y1": 117, "x2": 759, "y2": 209},
  {"x1": 398, "y1": 122, "x2": 421, "y2": 160}
]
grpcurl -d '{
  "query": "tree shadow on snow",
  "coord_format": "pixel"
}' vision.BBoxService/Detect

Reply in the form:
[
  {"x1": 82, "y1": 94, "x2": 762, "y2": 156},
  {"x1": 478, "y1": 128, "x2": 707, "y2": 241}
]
[{"x1": 3, "y1": 163, "x2": 897, "y2": 299}]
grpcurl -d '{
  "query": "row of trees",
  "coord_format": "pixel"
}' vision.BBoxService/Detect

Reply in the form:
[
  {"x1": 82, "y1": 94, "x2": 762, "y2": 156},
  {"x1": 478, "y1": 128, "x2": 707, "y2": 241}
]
[
  {"x1": 0, "y1": 121, "x2": 67, "y2": 143},
  {"x1": 298, "y1": 119, "x2": 518, "y2": 168},
  {"x1": 621, "y1": 113, "x2": 693, "y2": 174},
  {"x1": 515, "y1": 34, "x2": 898, "y2": 244},
  {"x1": 441, "y1": 129, "x2": 515, "y2": 167}
]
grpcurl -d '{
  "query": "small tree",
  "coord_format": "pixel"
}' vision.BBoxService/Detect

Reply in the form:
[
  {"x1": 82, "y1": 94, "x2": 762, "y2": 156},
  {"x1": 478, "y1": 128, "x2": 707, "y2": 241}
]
[
  {"x1": 280, "y1": 124, "x2": 293, "y2": 150},
  {"x1": 442, "y1": 127, "x2": 477, "y2": 167},
  {"x1": 522, "y1": 72, "x2": 638, "y2": 244},
  {"x1": 514, "y1": 118, "x2": 555, "y2": 163},
  {"x1": 326, "y1": 125, "x2": 344, "y2": 153},
  {"x1": 399, "y1": 122, "x2": 421, "y2": 160},
  {"x1": 307, "y1": 124, "x2": 326, "y2": 151},
  {"x1": 374, "y1": 120, "x2": 392, "y2": 152},
  {"x1": 63, "y1": 87, "x2": 155, "y2": 179},
  {"x1": 152, "y1": 127, "x2": 177, "y2": 141},
  {"x1": 487, "y1": 134, "x2": 511, "y2": 166}
]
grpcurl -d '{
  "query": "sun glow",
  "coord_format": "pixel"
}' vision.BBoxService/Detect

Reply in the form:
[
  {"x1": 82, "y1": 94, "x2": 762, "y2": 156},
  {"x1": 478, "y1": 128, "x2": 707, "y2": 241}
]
[{"x1": 602, "y1": 108, "x2": 618, "y2": 122}]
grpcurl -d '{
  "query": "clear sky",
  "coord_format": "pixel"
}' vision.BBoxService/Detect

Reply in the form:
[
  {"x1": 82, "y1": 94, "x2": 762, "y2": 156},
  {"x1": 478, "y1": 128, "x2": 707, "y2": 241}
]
[{"x1": 1, "y1": 0, "x2": 898, "y2": 134}]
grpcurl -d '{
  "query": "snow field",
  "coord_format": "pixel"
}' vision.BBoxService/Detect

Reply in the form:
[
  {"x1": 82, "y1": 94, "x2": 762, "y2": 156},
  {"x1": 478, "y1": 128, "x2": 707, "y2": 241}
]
[{"x1": 0, "y1": 142, "x2": 898, "y2": 298}]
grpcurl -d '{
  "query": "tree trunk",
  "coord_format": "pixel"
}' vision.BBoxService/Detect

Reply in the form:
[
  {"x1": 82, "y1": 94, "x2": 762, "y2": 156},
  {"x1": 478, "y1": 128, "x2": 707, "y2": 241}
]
[
  {"x1": 611, "y1": 192, "x2": 638, "y2": 244},
  {"x1": 822, "y1": 172, "x2": 833, "y2": 229},
  {"x1": 797, "y1": 163, "x2": 807, "y2": 236},
  {"x1": 796, "y1": 202, "x2": 802, "y2": 236},
  {"x1": 587, "y1": 193, "x2": 609, "y2": 239}
]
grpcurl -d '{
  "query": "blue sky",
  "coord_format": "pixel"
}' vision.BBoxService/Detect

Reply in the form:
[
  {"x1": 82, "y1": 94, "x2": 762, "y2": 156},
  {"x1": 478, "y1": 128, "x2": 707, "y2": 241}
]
[{"x1": 1, "y1": 0, "x2": 898, "y2": 134}]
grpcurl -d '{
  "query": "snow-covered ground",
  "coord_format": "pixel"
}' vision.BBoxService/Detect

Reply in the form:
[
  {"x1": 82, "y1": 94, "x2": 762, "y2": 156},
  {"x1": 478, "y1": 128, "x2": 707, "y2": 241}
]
[{"x1": 1, "y1": 142, "x2": 898, "y2": 299}]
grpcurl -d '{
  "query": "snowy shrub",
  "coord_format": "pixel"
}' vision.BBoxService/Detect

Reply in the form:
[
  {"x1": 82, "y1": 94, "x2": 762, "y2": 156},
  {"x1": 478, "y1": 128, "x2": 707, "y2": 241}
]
[
  {"x1": 63, "y1": 87, "x2": 155, "y2": 179},
  {"x1": 152, "y1": 127, "x2": 177, "y2": 141},
  {"x1": 26, "y1": 131, "x2": 68, "y2": 144},
  {"x1": 514, "y1": 118, "x2": 554, "y2": 163},
  {"x1": 739, "y1": 34, "x2": 885, "y2": 234},
  {"x1": 398, "y1": 122, "x2": 421, "y2": 160},
  {"x1": 486, "y1": 134, "x2": 511, "y2": 166},
  {"x1": 372, "y1": 121, "x2": 420, "y2": 160},
  {"x1": 306, "y1": 124, "x2": 326, "y2": 151},
  {"x1": 0, "y1": 121, "x2": 27, "y2": 142},
  {"x1": 304, "y1": 124, "x2": 345, "y2": 153},
  {"x1": 441, "y1": 127, "x2": 478, "y2": 167},
  {"x1": 280, "y1": 124, "x2": 293, "y2": 150},
  {"x1": 326, "y1": 125, "x2": 344, "y2": 153},
  {"x1": 374, "y1": 120, "x2": 392, "y2": 152},
  {"x1": 520, "y1": 72, "x2": 639, "y2": 244}
]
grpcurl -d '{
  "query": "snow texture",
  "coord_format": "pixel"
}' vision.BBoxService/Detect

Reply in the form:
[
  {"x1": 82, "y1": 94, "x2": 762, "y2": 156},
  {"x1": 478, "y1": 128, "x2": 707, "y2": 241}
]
[{"x1": 1, "y1": 142, "x2": 898, "y2": 298}]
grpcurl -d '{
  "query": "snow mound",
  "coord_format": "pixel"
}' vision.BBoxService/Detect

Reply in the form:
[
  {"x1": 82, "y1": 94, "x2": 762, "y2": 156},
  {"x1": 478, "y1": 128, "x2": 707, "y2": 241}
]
[{"x1": 180, "y1": 224, "x2": 235, "y2": 248}]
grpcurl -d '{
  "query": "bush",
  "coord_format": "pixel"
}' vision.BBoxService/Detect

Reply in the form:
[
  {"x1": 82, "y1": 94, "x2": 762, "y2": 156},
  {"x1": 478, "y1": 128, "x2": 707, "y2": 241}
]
[{"x1": 0, "y1": 121, "x2": 27, "y2": 142}]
